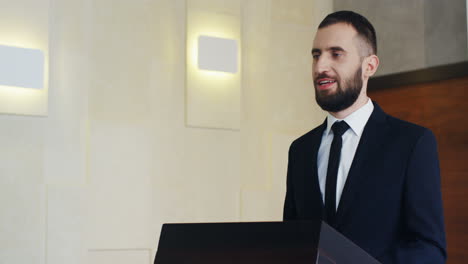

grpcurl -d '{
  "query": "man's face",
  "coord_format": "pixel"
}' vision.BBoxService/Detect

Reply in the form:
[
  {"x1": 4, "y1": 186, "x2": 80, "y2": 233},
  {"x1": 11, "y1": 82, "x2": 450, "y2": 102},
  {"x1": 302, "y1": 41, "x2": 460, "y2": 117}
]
[{"x1": 312, "y1": 23, "x2": 364, "y2": 112}]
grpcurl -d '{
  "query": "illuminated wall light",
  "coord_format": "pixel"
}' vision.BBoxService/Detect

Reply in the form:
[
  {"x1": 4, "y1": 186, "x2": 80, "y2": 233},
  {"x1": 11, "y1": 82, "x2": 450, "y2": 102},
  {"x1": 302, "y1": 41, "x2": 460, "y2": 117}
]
[
  {"x1": 197, "y1": 35, "x2": 238, "y2": 74},
  {"x1": 186, "y1": 9, "x2": 240, "y2": 130},
  {"x1": 0, "y1": 44, "x2": 44, "y2": 89}
]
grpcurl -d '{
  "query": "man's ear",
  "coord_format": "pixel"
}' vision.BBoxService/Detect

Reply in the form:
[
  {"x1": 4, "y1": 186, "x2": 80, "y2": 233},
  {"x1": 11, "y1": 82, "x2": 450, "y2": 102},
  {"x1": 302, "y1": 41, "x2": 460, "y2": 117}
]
[{"x1": 363, "y1": 55, "x2": 379, "y2": 78}]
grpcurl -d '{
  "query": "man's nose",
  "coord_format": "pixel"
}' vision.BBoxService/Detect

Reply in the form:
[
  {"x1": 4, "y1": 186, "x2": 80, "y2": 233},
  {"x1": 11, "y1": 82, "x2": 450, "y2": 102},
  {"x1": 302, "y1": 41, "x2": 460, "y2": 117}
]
[{"x1": 314, "y1": 56, "x2": 331, "y2": 74}]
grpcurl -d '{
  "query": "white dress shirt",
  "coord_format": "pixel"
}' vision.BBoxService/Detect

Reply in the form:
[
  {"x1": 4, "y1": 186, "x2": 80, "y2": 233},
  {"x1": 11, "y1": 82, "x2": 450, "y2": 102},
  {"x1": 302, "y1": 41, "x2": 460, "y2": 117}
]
[{"x1": 317, "y1": 98, "x2": 374, "y2": 209}]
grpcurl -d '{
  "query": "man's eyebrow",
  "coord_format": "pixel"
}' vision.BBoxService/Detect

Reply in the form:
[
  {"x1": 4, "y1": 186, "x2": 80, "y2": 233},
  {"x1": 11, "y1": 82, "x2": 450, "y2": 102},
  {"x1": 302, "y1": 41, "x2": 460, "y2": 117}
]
[
  {"x1": 328, "y1": 46, "x2": 346, "y2": 52},
  {"x1": 311, "y1": 47, "x2": 346, "y2": 54}
]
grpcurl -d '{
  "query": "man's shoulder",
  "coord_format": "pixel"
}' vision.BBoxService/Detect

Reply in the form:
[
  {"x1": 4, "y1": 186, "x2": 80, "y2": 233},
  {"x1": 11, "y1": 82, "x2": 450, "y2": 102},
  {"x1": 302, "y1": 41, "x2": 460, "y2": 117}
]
[
  {"x1": 383, "y1": 112, "x2": 435, "y2": 142},
  {"x1": 289, "y1": 123, "x2": 325, "y2": 151}
]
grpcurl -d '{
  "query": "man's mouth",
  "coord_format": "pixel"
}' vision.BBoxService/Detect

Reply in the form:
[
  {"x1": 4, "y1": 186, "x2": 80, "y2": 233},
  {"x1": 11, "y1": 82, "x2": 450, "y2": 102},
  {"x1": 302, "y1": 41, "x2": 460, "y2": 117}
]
[{"x1": 316, "y1": 78, "x2": 337, "y2": 90}]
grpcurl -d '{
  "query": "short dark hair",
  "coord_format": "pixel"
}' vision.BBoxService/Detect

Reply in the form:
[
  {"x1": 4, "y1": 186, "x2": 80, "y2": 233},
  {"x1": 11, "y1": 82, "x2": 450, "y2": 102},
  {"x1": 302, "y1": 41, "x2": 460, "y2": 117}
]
[{"x1": 318, "y1": 11, "x2": 377, "y2": 55}]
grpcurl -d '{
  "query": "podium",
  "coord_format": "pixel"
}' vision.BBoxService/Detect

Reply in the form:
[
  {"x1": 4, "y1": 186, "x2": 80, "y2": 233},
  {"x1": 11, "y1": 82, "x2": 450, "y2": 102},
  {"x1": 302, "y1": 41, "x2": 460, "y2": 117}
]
[{"x1": 154, "y1": 220, "x2": 380, "y2": 264}]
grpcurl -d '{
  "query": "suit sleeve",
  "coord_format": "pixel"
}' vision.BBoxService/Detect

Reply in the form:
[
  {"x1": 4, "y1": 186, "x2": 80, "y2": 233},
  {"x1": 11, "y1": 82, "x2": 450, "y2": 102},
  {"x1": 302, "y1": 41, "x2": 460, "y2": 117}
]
[
  {"x1": 283, "y1": 142, "x2": 297, "y2": 221},
  {"x1": 396, "y1": 129, "x2": 447, "y2": 263}
]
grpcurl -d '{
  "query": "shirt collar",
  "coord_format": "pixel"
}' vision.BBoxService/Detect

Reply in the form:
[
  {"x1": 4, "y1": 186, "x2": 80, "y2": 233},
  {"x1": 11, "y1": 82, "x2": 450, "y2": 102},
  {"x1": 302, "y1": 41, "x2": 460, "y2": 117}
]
[{"x1": 325, "y1": 98, "x2": 374, "y2": 137}]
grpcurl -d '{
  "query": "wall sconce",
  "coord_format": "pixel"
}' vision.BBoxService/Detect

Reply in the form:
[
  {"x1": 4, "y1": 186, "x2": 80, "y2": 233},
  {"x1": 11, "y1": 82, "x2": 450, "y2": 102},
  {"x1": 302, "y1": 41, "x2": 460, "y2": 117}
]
[
  {"x1": 198, "y1": 35, "x2": 238, "y2": 74},
  {"x1": 186, "y1": 10, "x2": 241, "y2": 130},
  {"x1": 0, "y1": 44, "x2": 44, "y2": 89}
]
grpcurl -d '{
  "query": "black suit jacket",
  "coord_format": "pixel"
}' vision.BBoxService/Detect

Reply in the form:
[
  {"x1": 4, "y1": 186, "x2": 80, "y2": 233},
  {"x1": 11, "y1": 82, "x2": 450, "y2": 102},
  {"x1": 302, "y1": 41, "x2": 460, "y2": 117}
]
[{"x1": 283, "y1": 102, "x2": 447, "y2": 263}]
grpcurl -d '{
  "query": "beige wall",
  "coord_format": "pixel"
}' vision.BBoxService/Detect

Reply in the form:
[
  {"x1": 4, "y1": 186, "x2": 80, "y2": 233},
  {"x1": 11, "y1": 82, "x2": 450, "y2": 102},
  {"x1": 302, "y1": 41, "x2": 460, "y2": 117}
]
[{"x1": 0, "y1": 0, "x2": 331, "y2": 263}]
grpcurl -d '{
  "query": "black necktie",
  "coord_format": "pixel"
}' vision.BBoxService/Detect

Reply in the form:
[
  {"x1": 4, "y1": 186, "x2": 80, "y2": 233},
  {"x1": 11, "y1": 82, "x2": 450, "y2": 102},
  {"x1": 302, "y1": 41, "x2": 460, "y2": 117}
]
[{"x1": 325, "y1": 121, "x2": 350, "y2": 227}]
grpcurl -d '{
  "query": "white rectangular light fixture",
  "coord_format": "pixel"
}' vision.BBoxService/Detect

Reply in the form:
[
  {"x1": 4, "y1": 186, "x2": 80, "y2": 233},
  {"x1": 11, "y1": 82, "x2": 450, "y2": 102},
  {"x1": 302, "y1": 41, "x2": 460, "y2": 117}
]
[
  {"x1": 198, "y1": 35, "x2": 238, "y2": 73},
  {"x1": 186, "y1": 10, "x2": 241, "y2": 130},
  {"x1": 0, "y1": 44, "x2": 45, "y2": 89}
]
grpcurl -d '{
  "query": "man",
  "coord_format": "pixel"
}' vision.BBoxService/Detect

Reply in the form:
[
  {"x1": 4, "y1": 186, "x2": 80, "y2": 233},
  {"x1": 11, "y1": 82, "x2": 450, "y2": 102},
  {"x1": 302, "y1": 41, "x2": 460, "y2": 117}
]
[{"x1": 283, "y1": 11, "x2": 446, "y2": 263}]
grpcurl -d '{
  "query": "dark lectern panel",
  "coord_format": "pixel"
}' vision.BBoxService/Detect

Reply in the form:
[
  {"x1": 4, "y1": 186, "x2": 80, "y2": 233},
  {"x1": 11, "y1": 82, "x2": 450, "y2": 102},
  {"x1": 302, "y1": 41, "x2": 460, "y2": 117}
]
[{"x1": 155, "y1": 221, "x2": 320, "y2": 264}]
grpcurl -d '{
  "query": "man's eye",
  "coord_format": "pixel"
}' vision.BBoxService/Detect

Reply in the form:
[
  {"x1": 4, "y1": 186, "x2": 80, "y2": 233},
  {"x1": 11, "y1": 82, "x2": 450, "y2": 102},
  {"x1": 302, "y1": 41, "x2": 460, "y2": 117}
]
[
  {"x1": 332, "y1": 52, "x2": 342, "y2": 57},
  {"x1": 312, "y1": 54, "x2": 320, "y2": 59}
]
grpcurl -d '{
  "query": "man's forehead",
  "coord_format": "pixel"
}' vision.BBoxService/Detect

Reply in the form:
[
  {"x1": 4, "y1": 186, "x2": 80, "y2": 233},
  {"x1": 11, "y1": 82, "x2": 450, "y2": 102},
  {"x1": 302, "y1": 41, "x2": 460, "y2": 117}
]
[{"x1": 313, "y1": 23, "x2": 358, "y2": 49}]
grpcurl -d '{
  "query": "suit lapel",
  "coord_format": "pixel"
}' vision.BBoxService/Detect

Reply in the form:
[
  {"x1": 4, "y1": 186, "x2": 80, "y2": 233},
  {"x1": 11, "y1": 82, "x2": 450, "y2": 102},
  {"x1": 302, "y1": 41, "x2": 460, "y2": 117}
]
[
  {"x1": 302, "y1": 120, "x2": 326, "y2": 219},
  {"x1": 335, "y1": 102, "x2": 389, "y2": 227}
]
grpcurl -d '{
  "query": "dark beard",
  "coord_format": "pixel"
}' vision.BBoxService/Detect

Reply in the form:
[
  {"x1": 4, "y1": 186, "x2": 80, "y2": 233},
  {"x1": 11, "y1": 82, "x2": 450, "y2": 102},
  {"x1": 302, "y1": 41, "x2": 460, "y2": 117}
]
[{"x1": 315, "y1": 67, "x2": 363, "y2": 112}]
